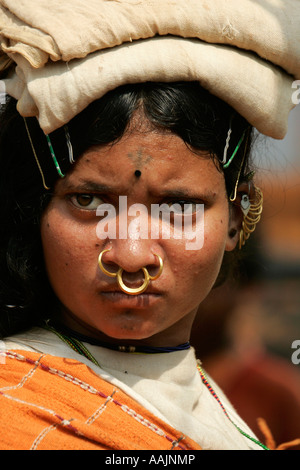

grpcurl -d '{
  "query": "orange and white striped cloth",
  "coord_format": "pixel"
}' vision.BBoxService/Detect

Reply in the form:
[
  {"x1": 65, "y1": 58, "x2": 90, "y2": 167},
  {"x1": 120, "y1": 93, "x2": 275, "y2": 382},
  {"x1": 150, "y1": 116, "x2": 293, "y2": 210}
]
[{"x1": 0, "y1": 349, "x2": 201, "y2": 450}]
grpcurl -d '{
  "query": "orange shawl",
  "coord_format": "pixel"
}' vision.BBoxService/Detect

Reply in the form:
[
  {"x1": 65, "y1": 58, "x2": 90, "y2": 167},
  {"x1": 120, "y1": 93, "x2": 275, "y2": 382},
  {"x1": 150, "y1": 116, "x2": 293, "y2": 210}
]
[{"x1": 0, "y1": 350, "x2": 201, "y2": 450}]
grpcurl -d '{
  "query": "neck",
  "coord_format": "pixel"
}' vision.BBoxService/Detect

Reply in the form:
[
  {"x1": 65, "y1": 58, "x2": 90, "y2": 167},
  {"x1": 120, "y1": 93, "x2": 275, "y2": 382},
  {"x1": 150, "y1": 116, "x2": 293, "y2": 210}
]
[
  {"x1": 53, "y1": 306, "x2": 195, "y2": 350},
  {"x1": 46, "y1": 320, "x2": 191, "y2": 354}
]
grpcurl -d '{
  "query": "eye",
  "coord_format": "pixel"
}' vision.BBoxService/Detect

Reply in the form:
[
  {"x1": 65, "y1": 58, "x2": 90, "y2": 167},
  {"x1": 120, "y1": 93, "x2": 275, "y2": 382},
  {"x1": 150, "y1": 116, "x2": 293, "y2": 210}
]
[{"x1": 70, "y1": 194, "x2": 104, "y2": 210}]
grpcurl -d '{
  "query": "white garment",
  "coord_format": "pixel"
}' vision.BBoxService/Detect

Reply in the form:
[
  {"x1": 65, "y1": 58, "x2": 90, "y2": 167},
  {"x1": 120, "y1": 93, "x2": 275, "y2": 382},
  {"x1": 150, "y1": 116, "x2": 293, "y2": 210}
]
[
  {"x1": 2, "y1": 327, "x2": 263, "y2": 450},
  {"x1": 0, "y1": 0, "x2": 299, "y2": 138}
]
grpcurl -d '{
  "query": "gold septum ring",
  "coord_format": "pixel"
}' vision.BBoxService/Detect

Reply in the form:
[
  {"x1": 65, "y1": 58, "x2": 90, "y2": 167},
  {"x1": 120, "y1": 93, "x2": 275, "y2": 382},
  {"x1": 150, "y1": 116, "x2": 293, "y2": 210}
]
[{"x1": 98, "y1": 248, "x2": 163, "y2": 295}]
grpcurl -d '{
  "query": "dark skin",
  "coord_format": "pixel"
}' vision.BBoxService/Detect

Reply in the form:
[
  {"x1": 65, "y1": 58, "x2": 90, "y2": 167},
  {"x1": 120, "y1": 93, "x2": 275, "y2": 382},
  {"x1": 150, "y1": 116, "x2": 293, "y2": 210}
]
[
  {"x1": 128, "y1": 148, "x2": 153, "y2": 170},
  {"x1": 40, "y1": 112, "x2": 248, "y2": 349}
]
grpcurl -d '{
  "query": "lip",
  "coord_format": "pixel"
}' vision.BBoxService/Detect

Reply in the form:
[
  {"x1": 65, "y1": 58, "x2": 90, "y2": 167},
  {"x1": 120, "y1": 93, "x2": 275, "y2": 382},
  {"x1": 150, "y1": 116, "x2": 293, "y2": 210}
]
[{"x1": 99, "y1": 288, "x2": 163, "y2": 306}]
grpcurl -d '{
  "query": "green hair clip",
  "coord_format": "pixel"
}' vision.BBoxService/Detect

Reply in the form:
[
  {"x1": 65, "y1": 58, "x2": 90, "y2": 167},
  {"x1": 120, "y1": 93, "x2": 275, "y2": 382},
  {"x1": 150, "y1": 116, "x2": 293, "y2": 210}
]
[
  {"x1": 46, "y1": 134, "x2": 65, "y2": 178},
  {"x1": 223, "y1": 129, "x2": 247, "y2": 169}
]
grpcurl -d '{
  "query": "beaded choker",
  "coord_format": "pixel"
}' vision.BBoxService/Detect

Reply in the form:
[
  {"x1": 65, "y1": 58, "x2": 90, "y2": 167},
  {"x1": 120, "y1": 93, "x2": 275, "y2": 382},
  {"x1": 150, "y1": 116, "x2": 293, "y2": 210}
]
[{"x1": 44, "y1": 322, "x2": 191, "y2": 355}]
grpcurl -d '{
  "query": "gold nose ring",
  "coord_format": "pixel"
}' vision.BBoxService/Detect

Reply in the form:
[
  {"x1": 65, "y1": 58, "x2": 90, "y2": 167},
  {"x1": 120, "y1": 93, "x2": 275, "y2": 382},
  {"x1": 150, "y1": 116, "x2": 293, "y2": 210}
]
[{"x1": 98, "y1": 249, "x2": 163, "y2": 295}]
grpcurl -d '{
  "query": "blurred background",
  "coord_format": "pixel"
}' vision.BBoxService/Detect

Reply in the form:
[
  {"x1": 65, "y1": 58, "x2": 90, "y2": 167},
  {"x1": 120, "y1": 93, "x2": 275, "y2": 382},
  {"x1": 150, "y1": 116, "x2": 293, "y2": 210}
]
[{"x1": 190, "y1": 104, "x2": 300, "y2": 449}]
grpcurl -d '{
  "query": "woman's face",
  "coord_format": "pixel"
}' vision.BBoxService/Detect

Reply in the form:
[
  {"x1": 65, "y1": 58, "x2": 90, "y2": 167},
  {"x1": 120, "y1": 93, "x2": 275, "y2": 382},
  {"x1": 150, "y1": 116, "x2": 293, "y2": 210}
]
[{"x1": 41, "y1": 118, "x2": 240, "y2": 346}]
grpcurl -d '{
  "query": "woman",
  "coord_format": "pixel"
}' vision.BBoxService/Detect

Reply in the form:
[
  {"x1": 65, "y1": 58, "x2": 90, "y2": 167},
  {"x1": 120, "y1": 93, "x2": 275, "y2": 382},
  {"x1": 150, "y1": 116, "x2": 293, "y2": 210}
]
[{"x1": 0, "y1": 0, "x2": 299, "y2": 451}]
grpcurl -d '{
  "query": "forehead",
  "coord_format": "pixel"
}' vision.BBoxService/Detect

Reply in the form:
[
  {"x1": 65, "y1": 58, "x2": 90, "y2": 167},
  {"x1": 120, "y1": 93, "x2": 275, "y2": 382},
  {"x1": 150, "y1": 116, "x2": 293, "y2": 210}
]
[{"x1": 61, "y1": 126, "x2": 226, "y2": 196}]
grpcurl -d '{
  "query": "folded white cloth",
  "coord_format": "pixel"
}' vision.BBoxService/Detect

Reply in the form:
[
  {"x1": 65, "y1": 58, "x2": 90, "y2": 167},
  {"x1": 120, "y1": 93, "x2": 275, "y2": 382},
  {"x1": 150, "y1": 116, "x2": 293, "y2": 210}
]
[{"x1": 0, "y1": 0, "x2": 299, "y2": 138}]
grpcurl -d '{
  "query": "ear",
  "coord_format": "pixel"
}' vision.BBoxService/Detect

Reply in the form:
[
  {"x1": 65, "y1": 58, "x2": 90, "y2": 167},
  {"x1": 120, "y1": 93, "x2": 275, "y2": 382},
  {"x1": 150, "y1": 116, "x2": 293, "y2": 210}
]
[{"x1": 225, "y1": 181, "x2": 254, "y2": 252}]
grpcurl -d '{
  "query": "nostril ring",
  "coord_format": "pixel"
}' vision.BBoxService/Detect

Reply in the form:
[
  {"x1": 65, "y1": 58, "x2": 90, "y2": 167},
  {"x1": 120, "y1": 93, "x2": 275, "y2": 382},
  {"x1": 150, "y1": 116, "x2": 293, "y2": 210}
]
[{"x1": 98, "y1": 250, "x2": 163, "y2": 295}]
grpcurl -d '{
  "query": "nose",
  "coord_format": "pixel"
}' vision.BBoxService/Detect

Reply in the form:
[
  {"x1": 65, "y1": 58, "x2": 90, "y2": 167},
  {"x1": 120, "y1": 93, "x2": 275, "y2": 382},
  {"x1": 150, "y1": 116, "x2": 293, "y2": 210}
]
[
  {"x1": 100, "y1": 239, "x2": 163, "y2": 274},
  {"x1": 98, "y1": 240, "x2": 164, "y2": 293}
]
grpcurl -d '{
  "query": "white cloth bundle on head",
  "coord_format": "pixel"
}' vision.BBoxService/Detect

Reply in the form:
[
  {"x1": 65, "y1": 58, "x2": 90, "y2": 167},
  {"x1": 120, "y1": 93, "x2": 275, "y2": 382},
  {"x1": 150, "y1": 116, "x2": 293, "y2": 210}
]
[{"x1": 0, "y1": 0, "x2": 299, "y2": 138}]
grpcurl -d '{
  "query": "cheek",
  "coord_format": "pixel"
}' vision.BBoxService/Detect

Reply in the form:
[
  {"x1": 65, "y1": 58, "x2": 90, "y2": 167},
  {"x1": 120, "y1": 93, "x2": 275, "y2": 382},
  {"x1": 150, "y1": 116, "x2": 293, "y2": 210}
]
[
  {"x1": 40, "y1": 210, "x2": 99, "y2": 290},
  {"x1": 174, "y1": 215, "x2": 229, "y2": 291},
  {"x1": 204, "y1": 215, "x2": 229, "y2": 255}
]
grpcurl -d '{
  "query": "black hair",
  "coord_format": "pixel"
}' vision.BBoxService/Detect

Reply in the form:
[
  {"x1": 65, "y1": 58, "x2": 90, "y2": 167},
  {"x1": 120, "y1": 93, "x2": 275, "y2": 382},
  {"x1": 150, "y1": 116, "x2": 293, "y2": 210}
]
[{"x1": 0, "y1": 82, "x2": 253, "y2": 337}]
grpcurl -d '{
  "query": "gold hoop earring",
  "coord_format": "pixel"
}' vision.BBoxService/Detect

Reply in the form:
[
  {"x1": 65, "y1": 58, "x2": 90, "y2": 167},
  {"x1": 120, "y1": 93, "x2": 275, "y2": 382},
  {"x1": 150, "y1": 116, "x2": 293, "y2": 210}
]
[
  {"x1": 239, "y1": 186, "x2": 263, "y2": 249},
  {"x1": 98, "y1": 249, "x2": 163, "y2": 295}
]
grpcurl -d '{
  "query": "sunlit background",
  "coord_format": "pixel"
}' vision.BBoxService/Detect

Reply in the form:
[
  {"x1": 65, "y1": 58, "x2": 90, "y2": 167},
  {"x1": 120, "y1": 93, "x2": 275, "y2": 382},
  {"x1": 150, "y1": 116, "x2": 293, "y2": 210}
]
[{"x1": 191, "y1": 103, "x2": 300, "y2": 449}]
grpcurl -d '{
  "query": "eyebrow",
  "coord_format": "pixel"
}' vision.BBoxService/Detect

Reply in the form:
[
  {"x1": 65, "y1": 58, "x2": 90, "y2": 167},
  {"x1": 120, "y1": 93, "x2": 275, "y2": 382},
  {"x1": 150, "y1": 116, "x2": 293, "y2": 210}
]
[
  {"x1": 160, "y1": 189, "x2": 194, "y2": 198},
  {"x1": 61, "y1": 179, "x2": 216, "y2": 200},
  {"x1": 62, "y1": 179, "x2": 116, "y2": 193},
  {"x1": 159, "y1": 188, "x2": 217, "y2": 200}
]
